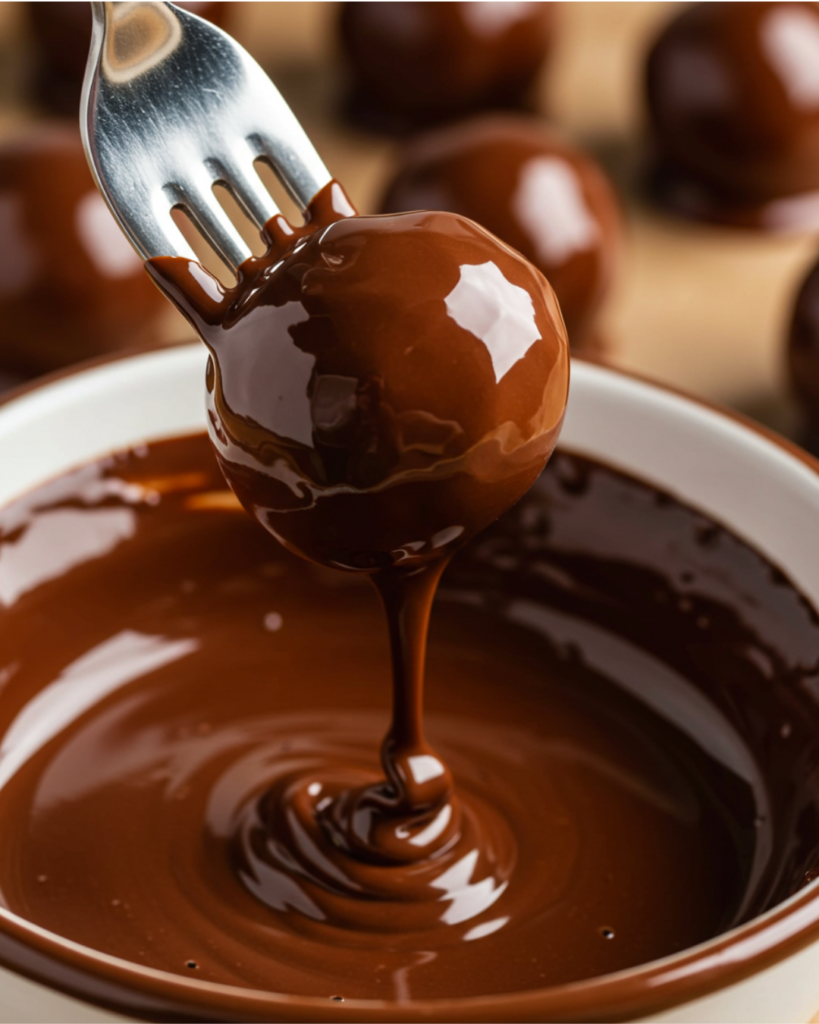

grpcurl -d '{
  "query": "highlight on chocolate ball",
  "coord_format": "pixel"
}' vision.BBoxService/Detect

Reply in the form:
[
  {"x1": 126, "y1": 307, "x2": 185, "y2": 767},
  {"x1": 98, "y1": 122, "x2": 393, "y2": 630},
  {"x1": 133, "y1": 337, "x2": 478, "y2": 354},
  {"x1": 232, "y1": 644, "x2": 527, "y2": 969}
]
[{"x1": 0, "y1": 4, "x2": 818, "y2": 1024}]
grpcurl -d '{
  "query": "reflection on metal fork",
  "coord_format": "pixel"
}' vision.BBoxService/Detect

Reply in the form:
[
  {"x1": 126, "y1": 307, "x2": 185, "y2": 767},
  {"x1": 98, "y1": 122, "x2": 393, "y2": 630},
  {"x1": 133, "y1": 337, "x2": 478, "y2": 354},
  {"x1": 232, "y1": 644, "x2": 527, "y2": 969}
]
[{"x1": 80, "y1": 0, "x2": 332, "y2": 270}]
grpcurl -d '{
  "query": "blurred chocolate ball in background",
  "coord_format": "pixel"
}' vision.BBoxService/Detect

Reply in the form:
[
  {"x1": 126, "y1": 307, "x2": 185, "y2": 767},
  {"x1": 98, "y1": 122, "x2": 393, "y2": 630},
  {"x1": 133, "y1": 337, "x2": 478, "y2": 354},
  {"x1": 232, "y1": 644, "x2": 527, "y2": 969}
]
[
  {"x1": 26, "y1": 1, "x2": 231, "y2": 114},
  {"x1": 645, "y1": 1, "x2": 819, "y2": 230},
  {"x1": 339, "y1": 2, "x2": 554, "y2": 133},
  {"x1": 788, "y1": 255, "x2": 819, "y2": 439},
  {"x1": 380, "y1": 116, "x2": 621, "y2": 354},
  {"x1": 0, "y1": 125, "x2": 166, "y2": 375}
]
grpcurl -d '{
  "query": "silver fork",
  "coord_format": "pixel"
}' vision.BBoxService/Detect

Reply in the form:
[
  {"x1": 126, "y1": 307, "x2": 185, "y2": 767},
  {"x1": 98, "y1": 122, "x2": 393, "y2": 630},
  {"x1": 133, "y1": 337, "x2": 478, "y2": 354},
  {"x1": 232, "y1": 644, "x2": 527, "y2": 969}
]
[{"x1": 80, "y1": 0, "x2": 333, "y2": 270}]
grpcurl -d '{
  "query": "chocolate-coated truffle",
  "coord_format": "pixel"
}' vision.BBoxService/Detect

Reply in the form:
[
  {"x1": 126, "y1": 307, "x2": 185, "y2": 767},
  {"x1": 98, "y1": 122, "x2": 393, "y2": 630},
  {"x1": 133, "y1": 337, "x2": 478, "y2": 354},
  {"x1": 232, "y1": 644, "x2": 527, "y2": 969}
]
[
  {"x1": 148, "y1": 186, "x2": 569, "y2": 574},
  {"x1": 380, "y1": 116, "x2": 621, "y2": 352},
  {"x1": 339, "y1": 2, "x2": 554, "y2": 132},
  {"x1": 788, "y1": 256, "x2": 819, "y2": 436},
  {"x1": 27, "y1": 1, "x2": 231, "y2": 114},
  {"x1": 646, "y1": 1, "x2": 819, "y2": 230},
  {"x1": 0, "y1": 126, "x2": 166, "y2": 375}
]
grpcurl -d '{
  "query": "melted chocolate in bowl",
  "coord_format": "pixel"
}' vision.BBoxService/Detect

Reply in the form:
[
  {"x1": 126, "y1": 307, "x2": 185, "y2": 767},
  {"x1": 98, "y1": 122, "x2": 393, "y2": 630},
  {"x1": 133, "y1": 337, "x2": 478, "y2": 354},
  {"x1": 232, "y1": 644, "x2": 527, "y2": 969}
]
[{"x1": 1, "y1": 434, "x2": 819, "y2": 1006}]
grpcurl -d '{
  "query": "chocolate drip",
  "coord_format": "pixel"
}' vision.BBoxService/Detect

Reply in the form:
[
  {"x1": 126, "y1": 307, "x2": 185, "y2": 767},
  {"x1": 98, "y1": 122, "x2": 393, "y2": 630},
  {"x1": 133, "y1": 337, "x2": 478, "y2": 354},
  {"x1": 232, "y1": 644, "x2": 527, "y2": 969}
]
[{"x1": 323, "y1": 562, "x2": 456, "y2": 864}]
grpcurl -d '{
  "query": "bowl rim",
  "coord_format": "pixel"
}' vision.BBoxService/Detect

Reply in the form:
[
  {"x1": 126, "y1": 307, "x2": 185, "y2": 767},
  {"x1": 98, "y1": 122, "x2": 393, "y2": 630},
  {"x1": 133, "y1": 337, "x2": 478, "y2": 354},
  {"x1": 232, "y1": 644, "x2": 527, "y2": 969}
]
[{"x1": 1, "y1": 345, "x2": 819, "y2": 1023}]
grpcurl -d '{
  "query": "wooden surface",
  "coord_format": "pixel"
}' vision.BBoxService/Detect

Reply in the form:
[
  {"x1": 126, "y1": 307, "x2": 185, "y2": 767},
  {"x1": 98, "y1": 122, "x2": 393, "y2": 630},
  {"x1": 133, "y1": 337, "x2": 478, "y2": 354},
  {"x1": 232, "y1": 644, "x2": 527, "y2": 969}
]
[{"x1": 0, "y1": 3, "x2": 817, "y2": 1019}]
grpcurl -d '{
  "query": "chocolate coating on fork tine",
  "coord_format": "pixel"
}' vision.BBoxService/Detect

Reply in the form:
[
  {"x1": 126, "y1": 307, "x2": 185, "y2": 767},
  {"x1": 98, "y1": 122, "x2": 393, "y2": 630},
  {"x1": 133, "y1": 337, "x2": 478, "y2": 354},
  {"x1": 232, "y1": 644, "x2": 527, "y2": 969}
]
[{"x1": 81, "y1": 1, "x2": 332, "y2": 267}]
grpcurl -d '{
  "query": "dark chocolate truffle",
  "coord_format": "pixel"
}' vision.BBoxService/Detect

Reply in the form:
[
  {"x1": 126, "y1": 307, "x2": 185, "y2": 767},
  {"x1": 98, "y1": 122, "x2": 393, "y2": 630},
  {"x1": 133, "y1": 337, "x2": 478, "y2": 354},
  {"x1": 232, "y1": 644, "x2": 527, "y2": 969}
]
[
  {"x1": 148, "y1": 186, "x2": 569, "y2": 574},
  {"x1": 788, "y1": 255, "x2": 819, "y2": 436},
  {"x1": 380, "y1": 116, "x2": 621, "y2": 352},
  {"x1": 339, "y1": 2, "x2": 554, "y2": 132},
  {"x1": 26, "y1": 1, "x2": 231, "y2": 115},
  {"x1": 0, "y1": 126, "x2": 166, "y2": 375},
  {"x1": 646, "y1": 1, "x2": 819, "y2": 230}
]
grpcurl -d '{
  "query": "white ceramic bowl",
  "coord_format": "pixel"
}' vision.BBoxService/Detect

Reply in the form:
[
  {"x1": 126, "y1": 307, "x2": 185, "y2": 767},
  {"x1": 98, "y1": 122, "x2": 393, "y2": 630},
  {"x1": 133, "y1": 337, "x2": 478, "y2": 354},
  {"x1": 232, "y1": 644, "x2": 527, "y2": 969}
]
[{"x1": 1, "y1": 346, "x2": 819, "y2": 1023}]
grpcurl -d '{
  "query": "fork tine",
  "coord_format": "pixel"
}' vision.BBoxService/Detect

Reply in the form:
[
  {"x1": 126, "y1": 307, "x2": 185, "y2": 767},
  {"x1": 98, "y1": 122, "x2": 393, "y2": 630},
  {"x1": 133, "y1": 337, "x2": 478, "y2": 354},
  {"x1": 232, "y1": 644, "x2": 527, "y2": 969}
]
[
  {"x1": 246, "y1": 131, "x2": 332, "y2": 211},
  {"x1": 166, "y1": 176, "x2": 252, "y2": 270},
  {"x1": 205, "y1": 154, "x2": 279, "y2": 231},
  {"x1": 136, "y1": 186, "x2": 198, "y2": 264}
]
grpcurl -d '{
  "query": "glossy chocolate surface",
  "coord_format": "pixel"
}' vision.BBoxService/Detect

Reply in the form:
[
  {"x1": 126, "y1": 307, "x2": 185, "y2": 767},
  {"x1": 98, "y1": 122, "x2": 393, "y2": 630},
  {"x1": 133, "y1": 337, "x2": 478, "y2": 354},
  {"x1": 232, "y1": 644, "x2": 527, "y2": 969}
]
[
  {"x1": 646, "y1": 1, "x2": 819, "y2": 230},
  {"x1": 1, "y1": 434, "x2": 818, "y2": 1013},
  {"x1": 380, "y1": 116, "x2": 621, "y2": 352},
  {"x1": 0, "y1": 126, "x2": 166, "y2": 375},
  {"x1": 339, "y1": 2, "x2": 554, "y2": 132},
  {"x1": 27, "y1": 1, "x2": 231, "y2": 115}
]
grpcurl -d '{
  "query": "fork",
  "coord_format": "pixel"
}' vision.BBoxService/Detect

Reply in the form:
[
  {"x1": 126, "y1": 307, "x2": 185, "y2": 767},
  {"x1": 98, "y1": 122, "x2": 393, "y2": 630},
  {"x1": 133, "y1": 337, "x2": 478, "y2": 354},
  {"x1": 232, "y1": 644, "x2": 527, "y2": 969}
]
[{"x1": 81, "y1": 0, "x2": 333, "y2": 270}]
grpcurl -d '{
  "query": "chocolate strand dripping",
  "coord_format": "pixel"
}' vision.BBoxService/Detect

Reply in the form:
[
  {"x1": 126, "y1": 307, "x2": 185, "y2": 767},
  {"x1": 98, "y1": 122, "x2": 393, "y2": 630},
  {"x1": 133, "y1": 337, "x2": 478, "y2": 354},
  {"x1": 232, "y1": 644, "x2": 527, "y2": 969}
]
[
  {"x1": 322, "y1": 560, "x2": 457, "y2": 864},
  {"x1": 375, "y1": 563, "x2": 452, "y2": 818}
]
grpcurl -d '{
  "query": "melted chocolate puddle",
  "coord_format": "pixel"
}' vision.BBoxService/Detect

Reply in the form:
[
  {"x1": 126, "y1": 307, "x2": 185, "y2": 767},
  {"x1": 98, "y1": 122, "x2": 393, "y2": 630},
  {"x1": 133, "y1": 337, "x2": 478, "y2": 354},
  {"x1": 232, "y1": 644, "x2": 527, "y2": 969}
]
[{"x1": 1, "y1": 435, "x2": 818, "y2": 1003}]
